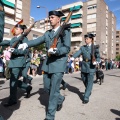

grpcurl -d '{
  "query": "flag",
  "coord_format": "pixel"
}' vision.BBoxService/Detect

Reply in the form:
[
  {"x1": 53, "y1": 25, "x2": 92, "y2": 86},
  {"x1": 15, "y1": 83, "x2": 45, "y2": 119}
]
[{"x1": 11, "y1": 19, "x2": 23, "y2": 36}]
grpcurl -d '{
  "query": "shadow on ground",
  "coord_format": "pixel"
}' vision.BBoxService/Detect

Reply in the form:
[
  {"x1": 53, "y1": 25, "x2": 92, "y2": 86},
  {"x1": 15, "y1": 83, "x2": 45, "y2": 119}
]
[
  {"x1": 67, "y1": 84, "x2": 84, "y2": 102},
  {"x1": 110, "y1": 109, "x2": 120, "y2": 120},
  {"x1": 38, "y1": 88, "x2": 49, "y2": 115}
]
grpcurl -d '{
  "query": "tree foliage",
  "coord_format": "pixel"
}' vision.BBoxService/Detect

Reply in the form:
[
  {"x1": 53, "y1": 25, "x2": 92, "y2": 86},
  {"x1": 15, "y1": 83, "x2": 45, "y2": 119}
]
[
  {"x1": 115, "y1": 54, "x2": 120, "y2": 61},
  {"x1": 32, "y1": 43, "x2": 46, "y2": 53}
]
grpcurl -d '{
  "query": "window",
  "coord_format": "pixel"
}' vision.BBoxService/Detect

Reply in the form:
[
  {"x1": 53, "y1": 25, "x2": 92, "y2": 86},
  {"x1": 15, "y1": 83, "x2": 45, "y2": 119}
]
[
  {"x1": 116, "y1": 31, "x2": 119, "y2": 34},
  {"x1": 116, "y1": 48, "x2": 119, "y2": 50},
  {"x1": 116, "y1": 44, "x2": 119, "y2": 46},
  {"x1": 16, "y1": 13, "x2": 22, "y2": 19},
  {"x1": 116, "y1": 52, "x2": 119, "y2": 54},
  {"x1": 116, "y1": 36, "x2": 119, "y2": 38},
  {"x1": 87, "y1": 23, "x2": 96, "y2": 28},
  {"x1": 87, "y1": 5, "x2": 97, "y2": 10},
  {"x1": 87, "y1": 14, "x2": 96, "y2": 19}
]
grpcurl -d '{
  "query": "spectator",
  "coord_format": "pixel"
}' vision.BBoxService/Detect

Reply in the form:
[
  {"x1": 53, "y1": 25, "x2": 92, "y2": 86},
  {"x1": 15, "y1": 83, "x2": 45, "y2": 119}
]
[
  {"x1": 30, "y1": 53, "x2": 40, "y2": 76},
  {"x1": 3, "y1": 46, "x2": 11, "y2": 80}
]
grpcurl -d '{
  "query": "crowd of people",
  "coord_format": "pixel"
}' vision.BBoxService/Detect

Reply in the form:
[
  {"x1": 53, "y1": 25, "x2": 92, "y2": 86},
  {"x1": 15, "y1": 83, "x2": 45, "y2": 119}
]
[
  {"x1": 0, "y1": 48, "x2": 46, "y2": 79},
  {"x1": 0, "y1": 48, "x2": 119, "y2": 80}
]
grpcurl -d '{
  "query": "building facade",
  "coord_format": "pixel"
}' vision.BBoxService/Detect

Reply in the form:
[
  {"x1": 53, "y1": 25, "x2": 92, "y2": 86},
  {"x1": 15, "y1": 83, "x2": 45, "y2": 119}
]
[
  {"x1": 116, "y1": 31, "x2": 120, "y2": 56},
  {"x1": 3, "y1": 0, "x2": 44, "y2": 41},
  {"x1": 37, "y1": 0, "x2": 116, "y2": 59}
]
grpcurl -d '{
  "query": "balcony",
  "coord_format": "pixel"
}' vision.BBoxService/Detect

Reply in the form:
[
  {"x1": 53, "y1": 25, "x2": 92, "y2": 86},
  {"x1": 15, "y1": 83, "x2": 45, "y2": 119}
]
[
  {"x1": 62, "y1": 2, "x2": 83, "y2": 10},
  {"x1": 71, "y1": 36, "x2": 82, "y2": 42},
  {"x1": 87, "y1": 0, "x2": 97, "y2": 5},
  {"x1": 87, "y1": 27, "x2": 96, "y2": 32},
  {"x1": 4, "y1": 6, "x2": 15, "y2": 15},
  {"x1": 87, "y1": 18, "x2": 96, "y2": 24},
  {"x1": 71, "y1": 28, "x2": 82, "y2": 33},
  {"x1": 70, "y1": 19, "x2": 83, "y2": 24}
]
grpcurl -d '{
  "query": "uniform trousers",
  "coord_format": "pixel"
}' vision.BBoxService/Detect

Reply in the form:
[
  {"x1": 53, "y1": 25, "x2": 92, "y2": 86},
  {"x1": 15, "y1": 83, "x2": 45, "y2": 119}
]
[
  {"x1": 9, "y1": 67, "x2": 28, "y2": 103},
  {"x1": 22, "y1": 66, "x2": 32, "y2": 83},
  {"x1": 43, "y1": 72, "x2": 64, "y2": 120},
  {"x1": 81, "y1": 72, "x2": 94, "y2": 101}
]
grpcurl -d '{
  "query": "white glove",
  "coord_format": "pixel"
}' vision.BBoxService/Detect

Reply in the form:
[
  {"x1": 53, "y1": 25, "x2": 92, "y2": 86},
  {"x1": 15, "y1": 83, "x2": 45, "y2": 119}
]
[
  {"x1": 18, "y1": 43, "x2": 28, "y2": 50},
  {"x1": 8, "y1": 48, "x2": 15, "y2": 52},
  {"x1": 93, "y1": 61, "x2": 97, "y2": 65},
  {"x1": 48, "y1": 48, "x2": 56, "y2": 54},
  {"x1": 53, "y1": 48, "x2": 58, "y2": 51}
]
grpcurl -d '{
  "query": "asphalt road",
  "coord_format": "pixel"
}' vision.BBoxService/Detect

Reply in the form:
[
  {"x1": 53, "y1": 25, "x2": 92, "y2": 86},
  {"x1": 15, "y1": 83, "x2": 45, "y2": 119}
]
[{"x1": 0, "y1": 69, "x2": 120, "y2": 120}]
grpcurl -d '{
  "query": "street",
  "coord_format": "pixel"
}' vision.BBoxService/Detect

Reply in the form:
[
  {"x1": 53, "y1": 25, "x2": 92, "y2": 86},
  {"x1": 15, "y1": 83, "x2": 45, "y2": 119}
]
[{"x1": 0, "y1": 69, "x2": 120, "y2": 120}]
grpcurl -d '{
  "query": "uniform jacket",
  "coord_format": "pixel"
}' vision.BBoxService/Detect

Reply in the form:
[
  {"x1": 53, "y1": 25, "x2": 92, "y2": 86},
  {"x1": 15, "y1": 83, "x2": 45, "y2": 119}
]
[
  {"x1": 25, "y1": 50, "x2": 32, "y2": 67},
  {"x1": 73, "y1": 45, "x2": 100, "y2": 73},
  {"x1": 0, "y1": 37, "x2": 28, "y2": 68},
  {"x1": 0, "y1": 1, "x2": 5, "y2": 42},
  {"x1": 27, "y1": 28, "x2": 71, "y2": 73}
]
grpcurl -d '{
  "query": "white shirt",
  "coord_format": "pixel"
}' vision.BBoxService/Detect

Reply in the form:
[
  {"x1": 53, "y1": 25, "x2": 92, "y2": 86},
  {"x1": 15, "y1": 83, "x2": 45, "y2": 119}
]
[{"x1": 53, "y1": 26, "x2": 60, "y2": 33}]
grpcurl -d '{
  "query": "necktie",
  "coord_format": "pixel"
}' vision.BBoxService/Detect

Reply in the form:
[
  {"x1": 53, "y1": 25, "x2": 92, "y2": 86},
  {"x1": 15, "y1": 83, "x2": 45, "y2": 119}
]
[{"x1": 51, "y1": 30, "x2": 54, "y2": 37}]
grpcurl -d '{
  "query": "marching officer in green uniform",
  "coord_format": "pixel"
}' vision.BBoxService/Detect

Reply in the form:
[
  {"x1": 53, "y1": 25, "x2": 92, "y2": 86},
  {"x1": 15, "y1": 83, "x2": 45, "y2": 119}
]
[
  {"x1": 18, "y1": 10, "x2": 71, "y2": 120},
  {"x1": 73, "y1": 34, "x2": 100, "y2": 104},
  {"x1": 0, "y1": 24, "x2": 32, "y2": 107},
  {"x1": 0, "y1": 0, "x2": 5, "y2": 42},
  {"x1": 0, "y1": 1, "x2": 5, "y2": 119},
  {"x1": 105, "y1": 59, "x2": 108, "y2": 70}
]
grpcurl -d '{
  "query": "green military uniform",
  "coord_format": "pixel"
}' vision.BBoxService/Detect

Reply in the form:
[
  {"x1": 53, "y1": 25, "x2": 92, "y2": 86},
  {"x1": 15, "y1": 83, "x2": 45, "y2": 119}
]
[
  {"x1": 0, "y1": 1, "x2": 4, "y2": 119},
  {"x1": 8, "y1": 37, "x2": 32, "y2": 104},
  {"x1": 0, "y1": 1, "x2": 5, "y2": 42},
  {"x1": 73, "y1": 44, "x2": 100, "y2": 103},
  {"x1": 27, "y1": 28, "x2": 71, "y2": 119},
  {"x1": 22, "y1": 49, "x2": 33, "y2": 84},
  {"x1": 0, "y1": 37, "x2": 32, "y2": 105},
  {"x1": 105, "y1": 59, "x2": 108, "y2": 70}
]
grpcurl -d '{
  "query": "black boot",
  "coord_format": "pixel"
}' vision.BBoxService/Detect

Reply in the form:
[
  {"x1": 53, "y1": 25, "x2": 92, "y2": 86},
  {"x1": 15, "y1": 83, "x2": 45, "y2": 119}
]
[{"x1": 25, "y1": 86, "x2": 32, "y2": 98}]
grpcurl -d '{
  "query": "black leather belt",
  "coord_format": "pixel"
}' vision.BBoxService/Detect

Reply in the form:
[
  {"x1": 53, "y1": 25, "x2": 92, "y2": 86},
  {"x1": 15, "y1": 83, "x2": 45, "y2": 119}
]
[{"x1": 0, "y1": 6, "x2": 3, "y2": 11}]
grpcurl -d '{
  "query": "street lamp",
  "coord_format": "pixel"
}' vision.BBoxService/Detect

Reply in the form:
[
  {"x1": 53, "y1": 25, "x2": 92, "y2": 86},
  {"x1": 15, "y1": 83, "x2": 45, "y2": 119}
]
[{"x1": 37, "y1": 5, "x2": 48, "y2": 30}]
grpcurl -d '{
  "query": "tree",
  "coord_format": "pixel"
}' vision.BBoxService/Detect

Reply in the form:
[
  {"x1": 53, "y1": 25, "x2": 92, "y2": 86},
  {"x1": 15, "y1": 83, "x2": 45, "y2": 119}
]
[
  {"x1": 32, "y1": 43, "x2": 46, "y2": 53},
  {"x1": 115, "y1": 54, "x2": 120, "y2": 61}
]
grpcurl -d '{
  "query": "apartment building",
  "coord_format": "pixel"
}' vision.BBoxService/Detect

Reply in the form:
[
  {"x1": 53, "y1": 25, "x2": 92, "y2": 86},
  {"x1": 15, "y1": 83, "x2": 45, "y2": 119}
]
[
  {"x1": 116, "y1": 31, "x2": 120, "y2": 56},
  {"x1": 37, "y1": 0, "x2": 116, "y2": 59},
  {"x1": 83, "y1": 0, "x2": 116, "y2": 59},
  {"x1": 3, "y1": 0, "x2": 44, "y2": 41}
]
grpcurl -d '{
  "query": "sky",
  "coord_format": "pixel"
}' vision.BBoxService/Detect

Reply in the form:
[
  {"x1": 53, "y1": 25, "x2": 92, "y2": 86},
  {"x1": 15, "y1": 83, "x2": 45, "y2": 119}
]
[{"x1": 30, "y1": 0, "x2": 120, "y2": 29}]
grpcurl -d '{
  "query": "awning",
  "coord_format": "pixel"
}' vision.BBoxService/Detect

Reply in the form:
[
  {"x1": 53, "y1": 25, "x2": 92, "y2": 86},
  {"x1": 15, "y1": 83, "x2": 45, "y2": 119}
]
[
  {"x1": 71, "y1": 14, "x2": 82, "y2": 19},
  {"x1": 71, "y1": 23, "x2": 82, "y2": 28},
  {"x1": 62, "y1": 14, "x2": 82, "y2": 21},
  {"x1": 70, "y1": 5, "x2": 82, "y2": 11},
  {"x1": 2, "y1": 0, "x2": 15, "y2": 8},
  {"x1": 61, "y1": 17, "x2": 66, "y2": 21}
]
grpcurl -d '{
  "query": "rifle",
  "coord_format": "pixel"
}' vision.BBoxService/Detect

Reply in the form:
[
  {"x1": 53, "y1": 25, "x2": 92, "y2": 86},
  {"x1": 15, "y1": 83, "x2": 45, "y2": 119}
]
[
  {"x1": 12, "y1": 21, "x2": 37, "y2": 48},
  {"x1": 91, "y1": 40, "x2": 99, "y2": 64},
  {"x1": 48, "y1": 7, "x2": 75, "y2": 56}
]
